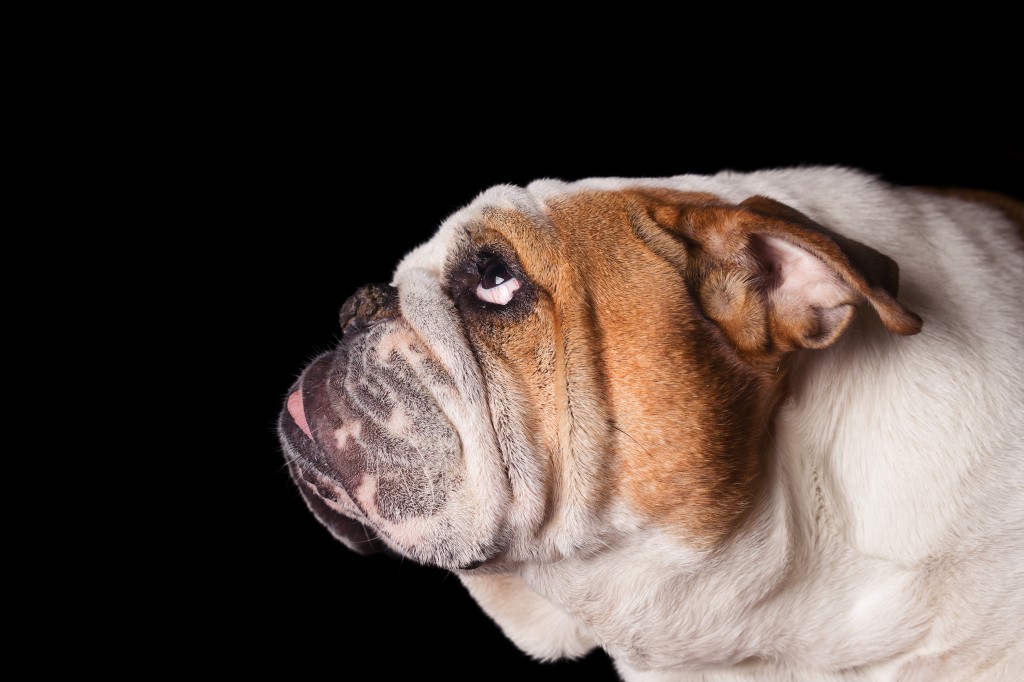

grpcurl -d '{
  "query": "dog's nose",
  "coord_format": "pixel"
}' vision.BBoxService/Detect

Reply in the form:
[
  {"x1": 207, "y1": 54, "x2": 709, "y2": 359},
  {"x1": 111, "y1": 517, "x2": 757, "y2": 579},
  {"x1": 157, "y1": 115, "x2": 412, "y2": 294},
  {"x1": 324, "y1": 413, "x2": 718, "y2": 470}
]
[{"x1": 339, "y1": 283, "x2": 400, "y2": 334}]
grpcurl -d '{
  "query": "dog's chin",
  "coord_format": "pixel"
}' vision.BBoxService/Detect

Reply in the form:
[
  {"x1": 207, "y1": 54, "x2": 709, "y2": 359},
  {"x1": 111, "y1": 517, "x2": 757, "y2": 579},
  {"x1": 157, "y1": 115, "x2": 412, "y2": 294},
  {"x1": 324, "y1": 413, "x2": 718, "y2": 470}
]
[{"x1": 278, "y1": 387, "x2": 391, "y2": 556}]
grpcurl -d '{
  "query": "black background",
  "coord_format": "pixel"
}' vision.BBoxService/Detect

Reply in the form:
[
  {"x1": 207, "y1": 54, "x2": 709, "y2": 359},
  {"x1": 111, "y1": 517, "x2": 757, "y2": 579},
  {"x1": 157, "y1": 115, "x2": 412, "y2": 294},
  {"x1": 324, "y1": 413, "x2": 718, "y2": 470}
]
[{"x1": 1, "y1": 3, "x2": 1021, "y2": 681}]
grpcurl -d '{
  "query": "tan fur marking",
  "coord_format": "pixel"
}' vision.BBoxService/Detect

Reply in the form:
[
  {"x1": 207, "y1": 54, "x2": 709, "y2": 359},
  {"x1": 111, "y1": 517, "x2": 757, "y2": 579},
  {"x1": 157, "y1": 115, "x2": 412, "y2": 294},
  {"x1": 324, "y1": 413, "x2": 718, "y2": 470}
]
[
  {"x1": 917, "y1": 186, "x2": 1024, "y2": 236},
  {"x1": 699, "y1": 268, "x2": 769, "y2": 354},
  {"x1": 543, "y1": 190, "x2": 776, "y2": 545},
  {"x1": 462, "y1": 206, "x2": 616, "y2": 542},
  {"x1": 458, "y1": 187, "x2": 921, "y2": 547}
]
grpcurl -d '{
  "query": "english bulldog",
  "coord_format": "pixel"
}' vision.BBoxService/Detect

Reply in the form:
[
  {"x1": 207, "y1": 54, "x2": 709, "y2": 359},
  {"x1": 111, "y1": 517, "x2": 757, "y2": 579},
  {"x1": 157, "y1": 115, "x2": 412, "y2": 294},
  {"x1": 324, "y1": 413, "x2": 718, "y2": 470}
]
[{"x1": 278, "y1": 166, "x2": 1024, "y2": 681}]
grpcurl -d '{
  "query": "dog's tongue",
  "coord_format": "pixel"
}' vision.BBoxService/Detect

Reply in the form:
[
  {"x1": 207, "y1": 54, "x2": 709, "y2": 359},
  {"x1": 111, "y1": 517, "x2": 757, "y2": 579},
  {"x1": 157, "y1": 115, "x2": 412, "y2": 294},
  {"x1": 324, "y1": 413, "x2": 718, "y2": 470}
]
[{"x1": 287, "y1": 391, "x2": 313, "y2": 439}]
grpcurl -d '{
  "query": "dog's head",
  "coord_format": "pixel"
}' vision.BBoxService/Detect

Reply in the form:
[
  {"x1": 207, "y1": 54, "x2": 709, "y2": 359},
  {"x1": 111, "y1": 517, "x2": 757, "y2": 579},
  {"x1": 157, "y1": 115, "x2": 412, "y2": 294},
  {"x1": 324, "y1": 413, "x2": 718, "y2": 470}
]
[{"x1": 278, "y1": 178, "x2": 922, "y2": 572}]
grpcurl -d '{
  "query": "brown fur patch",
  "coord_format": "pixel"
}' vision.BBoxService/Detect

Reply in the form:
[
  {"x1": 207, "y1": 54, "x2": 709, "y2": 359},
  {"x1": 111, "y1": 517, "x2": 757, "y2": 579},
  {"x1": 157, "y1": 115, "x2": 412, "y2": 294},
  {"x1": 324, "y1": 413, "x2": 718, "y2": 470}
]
[
  {"x1": 455, "y1": 187, "x2": 920, "y2": 547},
  {"x1": 542, "y1": 190, "x2": 777, "y2": 545},
  {"x1": 917, "y1": 186, "x2": 1024, "y2": 237},
  {"x1": 456, "y1": 205, "x2": 619, "y2": 539},
  {"x1": 699, "y1": 267, "x2": 769, "y2": 353}
]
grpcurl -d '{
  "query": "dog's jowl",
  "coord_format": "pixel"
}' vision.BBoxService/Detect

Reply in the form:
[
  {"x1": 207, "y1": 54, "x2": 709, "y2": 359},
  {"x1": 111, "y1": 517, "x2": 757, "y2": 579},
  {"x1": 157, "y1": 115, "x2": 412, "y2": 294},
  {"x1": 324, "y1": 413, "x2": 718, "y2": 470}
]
[{"x1": 278, "y1": 167, "x2": 1024, "y2": 681}]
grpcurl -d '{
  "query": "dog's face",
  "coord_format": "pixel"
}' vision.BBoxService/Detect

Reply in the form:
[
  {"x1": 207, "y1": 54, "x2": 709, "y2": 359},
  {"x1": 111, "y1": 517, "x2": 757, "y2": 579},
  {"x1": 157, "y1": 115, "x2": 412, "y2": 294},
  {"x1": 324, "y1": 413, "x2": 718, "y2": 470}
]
[{"x1": 278, "y1": 181, "x2": 921, "y2": 572}]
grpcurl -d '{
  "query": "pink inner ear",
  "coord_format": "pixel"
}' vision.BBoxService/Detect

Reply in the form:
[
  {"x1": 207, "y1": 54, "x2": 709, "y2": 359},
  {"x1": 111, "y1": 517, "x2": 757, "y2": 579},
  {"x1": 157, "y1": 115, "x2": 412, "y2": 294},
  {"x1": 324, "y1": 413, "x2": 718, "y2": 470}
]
[{"x1": 756, "y1": 235, "x2": 853, "y2": 309}]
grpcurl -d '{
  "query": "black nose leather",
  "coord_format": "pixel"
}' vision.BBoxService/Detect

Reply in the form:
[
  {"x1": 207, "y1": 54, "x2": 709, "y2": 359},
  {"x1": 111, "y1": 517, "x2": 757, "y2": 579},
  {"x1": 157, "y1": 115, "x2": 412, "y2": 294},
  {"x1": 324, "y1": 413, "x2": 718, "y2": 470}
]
[{"x1": 339, "y1": 283, "x2": 400, "y2": 333}]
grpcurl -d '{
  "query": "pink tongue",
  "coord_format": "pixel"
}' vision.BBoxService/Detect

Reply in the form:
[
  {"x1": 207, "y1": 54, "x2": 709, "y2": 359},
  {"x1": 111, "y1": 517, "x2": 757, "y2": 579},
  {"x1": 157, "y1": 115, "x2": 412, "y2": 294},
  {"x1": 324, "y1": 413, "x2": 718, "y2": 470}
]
[{"x1": 287, "y1": 391, "x2": 313, "y2": 439}]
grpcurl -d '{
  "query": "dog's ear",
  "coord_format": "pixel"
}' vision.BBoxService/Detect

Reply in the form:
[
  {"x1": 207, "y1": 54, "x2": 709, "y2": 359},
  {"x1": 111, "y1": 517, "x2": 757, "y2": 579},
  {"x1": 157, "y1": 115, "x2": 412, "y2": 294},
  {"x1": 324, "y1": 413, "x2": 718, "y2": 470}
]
[{"x1": 639, "y1": 192, "x2": 922, "y2": 358}]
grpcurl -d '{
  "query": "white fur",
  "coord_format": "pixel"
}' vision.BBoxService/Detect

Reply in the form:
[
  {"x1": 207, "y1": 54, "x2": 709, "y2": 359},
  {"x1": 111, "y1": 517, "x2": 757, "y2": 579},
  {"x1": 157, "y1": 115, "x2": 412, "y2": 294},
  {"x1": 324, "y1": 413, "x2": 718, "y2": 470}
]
[
  {"x1": 398, "y1": 167, "x2": 1024, "y2": 679},
  {"x1": 369, "y1": 268, "x2": 512, "y2": 566}
]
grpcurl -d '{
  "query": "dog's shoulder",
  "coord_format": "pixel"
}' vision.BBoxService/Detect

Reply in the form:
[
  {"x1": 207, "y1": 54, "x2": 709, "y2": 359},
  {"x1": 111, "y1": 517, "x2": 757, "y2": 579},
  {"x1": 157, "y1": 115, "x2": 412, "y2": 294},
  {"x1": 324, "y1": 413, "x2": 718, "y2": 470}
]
[
  {"x1": 696, "y1": 168, "x2": 1024, "y2": 677},
  {"x1": 763, "y1": 170, "x2": 1024, "y2": 632}
]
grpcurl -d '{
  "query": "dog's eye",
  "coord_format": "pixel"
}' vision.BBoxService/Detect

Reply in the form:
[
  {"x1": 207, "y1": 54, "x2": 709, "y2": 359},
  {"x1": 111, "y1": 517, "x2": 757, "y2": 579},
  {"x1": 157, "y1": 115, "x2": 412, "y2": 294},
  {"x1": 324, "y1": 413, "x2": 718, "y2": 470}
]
[{"x1": 475, "y1": 258, "x2": 520, "y2": 305}]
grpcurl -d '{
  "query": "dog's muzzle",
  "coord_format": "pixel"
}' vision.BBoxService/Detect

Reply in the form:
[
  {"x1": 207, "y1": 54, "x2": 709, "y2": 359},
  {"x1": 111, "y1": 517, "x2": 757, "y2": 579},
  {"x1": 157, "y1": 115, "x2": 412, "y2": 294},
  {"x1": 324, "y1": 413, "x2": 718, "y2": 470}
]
[{"x1": 277, "y1": 284, "x2": 401, "y2": 555}]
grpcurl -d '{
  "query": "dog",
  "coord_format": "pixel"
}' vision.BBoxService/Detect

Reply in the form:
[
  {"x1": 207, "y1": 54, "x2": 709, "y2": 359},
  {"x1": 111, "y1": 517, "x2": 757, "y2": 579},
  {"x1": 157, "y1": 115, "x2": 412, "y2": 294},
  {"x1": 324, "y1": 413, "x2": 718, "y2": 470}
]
[{"x1": 278, "y1": 166, "x2": 1024, "y2": 681}]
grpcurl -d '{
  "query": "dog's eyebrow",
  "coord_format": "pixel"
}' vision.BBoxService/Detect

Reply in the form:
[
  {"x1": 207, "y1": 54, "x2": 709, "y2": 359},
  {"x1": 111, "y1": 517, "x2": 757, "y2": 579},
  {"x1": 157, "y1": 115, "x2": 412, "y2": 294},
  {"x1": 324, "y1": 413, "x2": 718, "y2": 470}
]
[{"x1": 443, "y1": 207, "x2": 560, "y2": 285}]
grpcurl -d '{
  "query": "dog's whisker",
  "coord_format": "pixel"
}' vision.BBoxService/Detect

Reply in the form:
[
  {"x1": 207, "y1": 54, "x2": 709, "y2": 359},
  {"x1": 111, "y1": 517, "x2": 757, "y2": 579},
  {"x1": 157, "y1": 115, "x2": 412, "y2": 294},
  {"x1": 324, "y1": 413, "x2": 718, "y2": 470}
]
[{"x1": 611, "y1": 423, "x2": 654, "y2": 461}]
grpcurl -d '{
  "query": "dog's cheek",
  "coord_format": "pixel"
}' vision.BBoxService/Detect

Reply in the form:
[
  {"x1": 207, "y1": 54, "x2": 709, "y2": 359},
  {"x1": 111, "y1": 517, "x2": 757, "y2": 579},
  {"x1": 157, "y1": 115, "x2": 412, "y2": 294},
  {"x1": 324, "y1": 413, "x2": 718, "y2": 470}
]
[
  {"x1": 337, "y1": 329, "x2": 468, "y2": 524},
  {"x1": 469, "y1": 305, "x2": 560, "y2": 545}
]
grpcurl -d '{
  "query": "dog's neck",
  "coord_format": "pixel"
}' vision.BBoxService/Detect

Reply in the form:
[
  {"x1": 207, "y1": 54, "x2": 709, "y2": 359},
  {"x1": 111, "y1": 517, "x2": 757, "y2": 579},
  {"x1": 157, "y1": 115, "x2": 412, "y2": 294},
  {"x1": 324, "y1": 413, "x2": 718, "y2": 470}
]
[
  {"x1": 522, "y1": 461, "x2": 928, "y2": 675},
  {"x1": 519, "y1": 323, "x2": 935, "y2": 674}
]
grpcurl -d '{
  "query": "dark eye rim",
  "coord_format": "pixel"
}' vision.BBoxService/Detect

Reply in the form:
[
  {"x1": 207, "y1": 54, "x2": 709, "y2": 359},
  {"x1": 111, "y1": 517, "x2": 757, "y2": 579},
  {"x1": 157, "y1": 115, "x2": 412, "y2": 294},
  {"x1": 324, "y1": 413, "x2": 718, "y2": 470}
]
[
  {"x1": 442, "y1": 231, "x2": 540, "y2": 319},
  {"x1": 445, "y1": 240, "x2": 537, "y2": 320}
]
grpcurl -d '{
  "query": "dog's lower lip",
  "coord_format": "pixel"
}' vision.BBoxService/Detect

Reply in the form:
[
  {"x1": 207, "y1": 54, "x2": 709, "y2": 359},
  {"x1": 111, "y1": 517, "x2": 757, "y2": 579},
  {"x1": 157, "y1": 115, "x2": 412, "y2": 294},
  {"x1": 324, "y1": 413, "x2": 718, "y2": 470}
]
[{"x1": 287, "y1": 390, "x2": 313, "y2": 439}]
